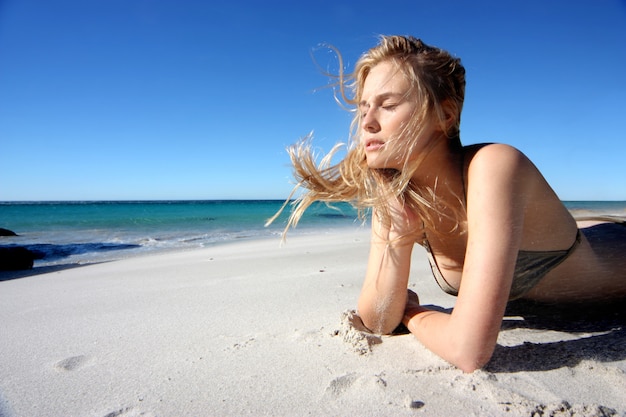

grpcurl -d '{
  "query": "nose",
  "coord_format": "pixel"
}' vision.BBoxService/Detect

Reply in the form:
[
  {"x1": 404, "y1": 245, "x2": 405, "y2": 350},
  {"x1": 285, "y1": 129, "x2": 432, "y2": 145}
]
[{"x1": 361, "y1": 109, "x2": 380, "y2": 133}]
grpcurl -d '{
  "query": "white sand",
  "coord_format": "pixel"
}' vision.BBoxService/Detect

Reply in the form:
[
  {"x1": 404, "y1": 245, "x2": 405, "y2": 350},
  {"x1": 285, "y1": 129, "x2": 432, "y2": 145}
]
[{"x1": 1, "y1": 228, "x2": 624, "y2": 417}]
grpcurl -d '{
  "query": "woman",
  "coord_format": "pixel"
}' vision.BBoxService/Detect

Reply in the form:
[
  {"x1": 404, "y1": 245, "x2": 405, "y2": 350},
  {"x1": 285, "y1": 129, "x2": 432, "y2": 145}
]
[{"x1": 269, "y1": 35, "x2": 626, "y2": 372}]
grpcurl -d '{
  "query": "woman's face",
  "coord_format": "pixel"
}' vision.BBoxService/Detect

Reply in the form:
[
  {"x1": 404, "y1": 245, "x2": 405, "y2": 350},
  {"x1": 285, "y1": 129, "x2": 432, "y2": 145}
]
[{"x1": 359, "y1": 61, "x2": 436, "y2": 170}]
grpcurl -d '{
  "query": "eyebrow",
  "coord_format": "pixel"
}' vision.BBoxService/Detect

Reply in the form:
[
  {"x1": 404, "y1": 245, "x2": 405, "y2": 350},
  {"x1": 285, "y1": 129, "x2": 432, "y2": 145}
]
[{"x1": 358, "y1": 92, "x2": 405, "y2": 107}]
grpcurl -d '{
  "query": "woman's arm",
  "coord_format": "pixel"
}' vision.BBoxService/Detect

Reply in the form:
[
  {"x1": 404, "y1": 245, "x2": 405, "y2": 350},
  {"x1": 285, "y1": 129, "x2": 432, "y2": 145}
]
[
  {"x1": 403, "y1": 144, "x2": 533, "y2": 372},
  {"x1": 357, "y1": 201, "x2": 420, "y2": 334}
]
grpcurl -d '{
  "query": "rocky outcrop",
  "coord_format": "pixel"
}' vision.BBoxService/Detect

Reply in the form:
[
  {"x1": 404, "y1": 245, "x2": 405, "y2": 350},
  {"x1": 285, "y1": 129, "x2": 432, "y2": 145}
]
[
  {"x1": 0, "y1": 228, "x2": 18, "y2": 237},
  {"x1": 0, "y1": 247, "x2": 35, "y2": 270}
]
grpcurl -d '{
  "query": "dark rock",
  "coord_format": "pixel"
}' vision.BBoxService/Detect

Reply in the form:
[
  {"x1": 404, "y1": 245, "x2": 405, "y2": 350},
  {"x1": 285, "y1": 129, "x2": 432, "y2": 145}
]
[
  {"x1": 0, "y1": 228, "x2": 18, "y2": 237},
  {"x1": 0, "y1": 247, "x2": 35, "y2": 270}
]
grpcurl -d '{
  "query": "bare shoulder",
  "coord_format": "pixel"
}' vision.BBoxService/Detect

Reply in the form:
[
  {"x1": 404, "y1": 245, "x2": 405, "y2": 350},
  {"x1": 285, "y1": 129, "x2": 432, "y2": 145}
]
[
  {"x1": 464, "y1": 143, "x2": 577, "y2": 249},
  {"x1": 462, "y1": 143, "x2": 537, "y2": 196},
  {"x1": 464, "y1": 143, "x2": 532, "y2": 175}
]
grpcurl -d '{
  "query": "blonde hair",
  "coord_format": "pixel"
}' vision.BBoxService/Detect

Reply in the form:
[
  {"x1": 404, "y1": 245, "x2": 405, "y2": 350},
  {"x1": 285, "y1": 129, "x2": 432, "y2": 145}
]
[{"x1": 267, "y1": 35, "x2": 466, "y2": 239}]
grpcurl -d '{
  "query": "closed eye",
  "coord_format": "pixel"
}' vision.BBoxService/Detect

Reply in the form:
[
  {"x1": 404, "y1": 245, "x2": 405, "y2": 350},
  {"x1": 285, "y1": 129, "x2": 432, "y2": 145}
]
[{"x1": 359, "y1": 103, "x2": 370, "y2": 119}]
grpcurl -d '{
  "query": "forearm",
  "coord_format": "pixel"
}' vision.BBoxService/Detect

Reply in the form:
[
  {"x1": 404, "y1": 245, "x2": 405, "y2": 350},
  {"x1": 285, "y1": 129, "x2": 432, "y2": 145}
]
[{"x1": 358, "y1": 240, "x2": 413, "y2": 334}]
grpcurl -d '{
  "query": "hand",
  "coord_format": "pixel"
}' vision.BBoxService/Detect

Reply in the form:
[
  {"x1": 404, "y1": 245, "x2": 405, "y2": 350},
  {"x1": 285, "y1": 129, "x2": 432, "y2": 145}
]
[
  {"x1": 403, "y1": 289, "x2": 422, "y2": 321},
  {"x1": 375, "y1": 197, "x2": 422, "y2": 245},
  {"x1": 389, "y1": 196, "x2": 421, "y2": 236}
]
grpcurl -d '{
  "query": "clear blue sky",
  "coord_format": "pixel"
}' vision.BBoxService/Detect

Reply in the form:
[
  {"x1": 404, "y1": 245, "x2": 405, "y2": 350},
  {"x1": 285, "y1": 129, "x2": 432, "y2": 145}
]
[{"x1": 1, "y1": 0, "x2": 625, "y2": 201}]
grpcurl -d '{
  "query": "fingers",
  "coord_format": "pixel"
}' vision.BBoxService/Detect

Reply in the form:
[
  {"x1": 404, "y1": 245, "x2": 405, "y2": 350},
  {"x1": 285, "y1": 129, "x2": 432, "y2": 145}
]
[{"x1": 407, "y1": 289, "x2": 420, "y2": 305}]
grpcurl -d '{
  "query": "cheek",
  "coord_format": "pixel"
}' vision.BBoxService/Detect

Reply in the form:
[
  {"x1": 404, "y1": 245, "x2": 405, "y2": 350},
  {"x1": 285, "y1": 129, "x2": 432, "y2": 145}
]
[
  {"x1": 386, "y1": 117, "x2": 409, "y2": 136},
  {"x1": 392, "y1": 108, "x2": 417, "y2": 131}
]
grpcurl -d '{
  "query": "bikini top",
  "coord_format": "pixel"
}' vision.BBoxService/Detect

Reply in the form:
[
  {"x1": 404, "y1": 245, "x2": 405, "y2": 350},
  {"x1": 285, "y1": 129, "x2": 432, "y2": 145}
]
[
  {"x1": 423, "y1": 146, "x2": 620, "y2": 299},
  {"x1": 423, "y1": 230, "x2": 582, "y2": 300}
]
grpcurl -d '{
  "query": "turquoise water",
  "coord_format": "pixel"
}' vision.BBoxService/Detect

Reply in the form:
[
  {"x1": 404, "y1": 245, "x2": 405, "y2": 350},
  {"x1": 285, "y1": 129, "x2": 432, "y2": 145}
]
[
  {"x1": 0, "y1": 200, "x2": 364, "y2": 267},
  {"x1": 1, "y1": 200, "x2": 624, "y2": 268},
  {"x1": 563, "y1": 201, "x2": 626, "y2": 217}
]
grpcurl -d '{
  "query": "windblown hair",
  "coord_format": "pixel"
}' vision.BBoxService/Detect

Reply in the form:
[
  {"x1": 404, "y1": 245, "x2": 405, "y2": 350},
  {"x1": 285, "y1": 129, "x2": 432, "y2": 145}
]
[{"x1": 267, "y1": 35, "x2": 466, "y2": 239}]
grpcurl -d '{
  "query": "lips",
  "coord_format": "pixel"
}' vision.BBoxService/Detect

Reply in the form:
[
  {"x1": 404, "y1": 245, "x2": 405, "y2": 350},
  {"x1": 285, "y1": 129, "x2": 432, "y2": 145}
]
[{"x1": 364, "y1": 139, "x2": 385, "y2": 152}]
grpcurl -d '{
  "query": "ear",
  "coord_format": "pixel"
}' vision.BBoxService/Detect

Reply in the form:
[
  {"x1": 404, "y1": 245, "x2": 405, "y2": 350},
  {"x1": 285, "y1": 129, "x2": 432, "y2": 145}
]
[{"x1": 440, "y1": 100, "x2": 458, "y2": 134}]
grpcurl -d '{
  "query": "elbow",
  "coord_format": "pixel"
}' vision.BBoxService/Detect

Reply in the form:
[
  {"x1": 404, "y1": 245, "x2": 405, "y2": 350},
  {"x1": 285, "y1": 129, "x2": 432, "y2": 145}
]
[
  {"x1": 357, "y1": 302, "x2": 399, "y2": 335},
  {"x1": 447, "y1": 328, "x2": 498, "y2": 373},
  {"x1": 452, "y1": 347, "x2": 494, "y2": 373},
  {"x1": 456, "y1": 357, "x2": 489, "y2": 373},
  {"x1": 358, "y1": 311, "x2": 398, "y2": 335}
]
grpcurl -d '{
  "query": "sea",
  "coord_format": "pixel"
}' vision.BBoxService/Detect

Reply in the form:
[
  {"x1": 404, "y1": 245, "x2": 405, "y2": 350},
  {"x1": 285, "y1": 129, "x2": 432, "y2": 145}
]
[
  {"x1": 1, "y1": 200, "x2": 625, "y2": 269},
  {"x1": 0, "y1": 200, "x2": 366, "y2": 268}
]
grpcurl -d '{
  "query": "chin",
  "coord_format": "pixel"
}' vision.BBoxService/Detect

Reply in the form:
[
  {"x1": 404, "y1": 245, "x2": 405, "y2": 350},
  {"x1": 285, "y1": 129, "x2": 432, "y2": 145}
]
[
  {"x1": 366, "y1": 155, "x2": 401, "y2": 171},
  {"x1": 365, "y1": 157, "x2": 384, "y2": 169}
]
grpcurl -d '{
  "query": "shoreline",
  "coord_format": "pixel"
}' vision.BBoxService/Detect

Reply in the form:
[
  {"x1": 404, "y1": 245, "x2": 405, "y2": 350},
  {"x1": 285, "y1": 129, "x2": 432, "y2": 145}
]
[
  {"x1": 1, "y1": 229, "x2": 624, "y2": 416},
  {"x1": 0, "y1": 222, "x2": 369, "y2": 278}
]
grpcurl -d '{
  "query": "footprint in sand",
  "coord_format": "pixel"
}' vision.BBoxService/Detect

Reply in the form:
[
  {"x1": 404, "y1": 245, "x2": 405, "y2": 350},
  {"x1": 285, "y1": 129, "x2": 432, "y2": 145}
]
[
  {"x1": 54, "y1": 355, "x2": 90, "y2": 371},
  {"x1": 326, "y1": 373, "x2": 358, "y2": 396},
  {"x1": 325, "y1": 372, "x2": 388, "y2": 397},
  {"x1": 102, "y1": 407, "x2": 155, "y2": 417}
]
